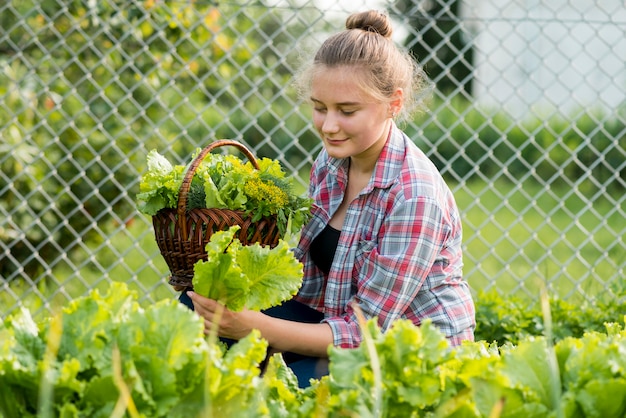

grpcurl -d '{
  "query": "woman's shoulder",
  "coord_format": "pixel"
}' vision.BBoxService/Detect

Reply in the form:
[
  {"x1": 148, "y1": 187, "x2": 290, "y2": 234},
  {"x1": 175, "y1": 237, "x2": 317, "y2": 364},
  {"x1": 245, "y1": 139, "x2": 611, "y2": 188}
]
[
  {"x1": 388, "y1": 129, "x2": 439, "y2": 177},
  {"x1": 389, "y1": 129, "x2": 453, "y2": 202}
]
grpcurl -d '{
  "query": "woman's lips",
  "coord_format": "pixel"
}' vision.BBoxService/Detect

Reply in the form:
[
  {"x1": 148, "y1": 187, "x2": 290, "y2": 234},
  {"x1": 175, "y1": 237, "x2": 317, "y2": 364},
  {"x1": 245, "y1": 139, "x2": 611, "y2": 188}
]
[{"x1": 325, "y1": 138, "x2": 348, "y2": 145}]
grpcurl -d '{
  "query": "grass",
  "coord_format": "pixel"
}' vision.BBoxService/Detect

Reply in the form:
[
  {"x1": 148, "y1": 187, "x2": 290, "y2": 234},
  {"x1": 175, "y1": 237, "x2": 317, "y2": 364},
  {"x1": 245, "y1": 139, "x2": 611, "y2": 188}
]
[
  {"x1": 454, "y1": 179, "x2": 625, "y2": 303},
  {"x1": 2, "y1": 180, "x2": 624, "y2": 319},
  {"x1": 1, "y1": 217, "x2": 174, "y2": 320}
]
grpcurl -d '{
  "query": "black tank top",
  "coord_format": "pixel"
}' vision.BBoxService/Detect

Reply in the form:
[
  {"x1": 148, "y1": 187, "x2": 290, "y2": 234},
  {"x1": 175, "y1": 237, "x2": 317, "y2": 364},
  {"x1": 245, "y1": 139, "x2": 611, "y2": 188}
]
[{"x1": 309, "y1": 224, "x2": 341, "y2": 275}]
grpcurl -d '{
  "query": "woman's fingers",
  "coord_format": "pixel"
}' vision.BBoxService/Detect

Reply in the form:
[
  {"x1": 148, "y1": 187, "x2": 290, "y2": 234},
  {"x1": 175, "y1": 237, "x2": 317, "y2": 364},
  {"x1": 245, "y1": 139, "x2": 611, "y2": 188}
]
[
  {"x1": 188, "y1": 291, "x2": 220, "y2": 307},
  {"x1": 185, "y1": 291, "x2": 250, "y2": 341},
  {"x1": 203, "y1": 318, "x2": 215, "y2": 335},
  {"x1": 187, "y1": 291, "x2": 226, "y2": 333}
]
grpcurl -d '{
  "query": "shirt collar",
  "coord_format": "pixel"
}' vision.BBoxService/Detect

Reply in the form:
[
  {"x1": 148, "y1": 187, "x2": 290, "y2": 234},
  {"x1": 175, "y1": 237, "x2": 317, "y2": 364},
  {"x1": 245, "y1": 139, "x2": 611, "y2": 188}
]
[{"x1": 370, "y1": 122, "x2": 406, "y2": 190}]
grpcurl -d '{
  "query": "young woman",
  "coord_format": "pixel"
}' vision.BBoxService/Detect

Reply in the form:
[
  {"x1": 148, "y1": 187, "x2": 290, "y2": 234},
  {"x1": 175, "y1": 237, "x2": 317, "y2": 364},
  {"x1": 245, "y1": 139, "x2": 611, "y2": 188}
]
[{"x1": 185, "y1": 9, "x2": 475, "y2": 388}]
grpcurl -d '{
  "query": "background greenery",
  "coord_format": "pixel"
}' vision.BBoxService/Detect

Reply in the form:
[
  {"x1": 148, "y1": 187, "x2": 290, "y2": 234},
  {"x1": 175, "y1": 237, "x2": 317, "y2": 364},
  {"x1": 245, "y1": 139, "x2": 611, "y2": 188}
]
[
  {"x1": 3, "y1": 176, "x2": 623, "y2": 322},
  {"x1": 1, "y1": 1, "x2": 624, "y2": 318}
]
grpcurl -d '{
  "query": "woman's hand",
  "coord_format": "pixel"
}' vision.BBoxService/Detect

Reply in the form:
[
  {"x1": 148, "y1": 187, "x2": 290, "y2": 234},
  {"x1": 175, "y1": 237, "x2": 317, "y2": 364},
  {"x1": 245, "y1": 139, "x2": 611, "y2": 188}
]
[
  {"x1": 186, "y1": 291, "x2": 256, "y2": 340},
  {"x1": 187, "y1": 291, "x2": 334, "y2": 358}
]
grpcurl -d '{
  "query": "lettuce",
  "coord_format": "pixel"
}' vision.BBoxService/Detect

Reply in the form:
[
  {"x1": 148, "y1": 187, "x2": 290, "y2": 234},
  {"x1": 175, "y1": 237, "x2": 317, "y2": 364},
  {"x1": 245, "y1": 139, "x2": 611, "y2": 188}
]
[
  {"x1": 2, "y1": 282, "x2": 626, "y2": 417},
  {"x1": 136, "y1": 149, "x2": 312, "y2": 236},
  {"x1": 0, "y1": 283, "x2": 211, "y2": 418},
  {"x1": 0, "y1": 283, "x2": 301, "y2": 417},
  {"x1": 192, "y1": 225, "x2": 303, "y2": 312},
  {"x1": 136, "y1": 150, "x2": 185, "y2": 216}
]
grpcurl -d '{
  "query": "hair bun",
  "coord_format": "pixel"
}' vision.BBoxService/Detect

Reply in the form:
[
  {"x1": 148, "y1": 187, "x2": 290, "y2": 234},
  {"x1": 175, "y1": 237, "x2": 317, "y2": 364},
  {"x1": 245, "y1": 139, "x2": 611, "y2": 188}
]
[{"x1": 345, "y1": 10, "x2": 393, "y2": 39}]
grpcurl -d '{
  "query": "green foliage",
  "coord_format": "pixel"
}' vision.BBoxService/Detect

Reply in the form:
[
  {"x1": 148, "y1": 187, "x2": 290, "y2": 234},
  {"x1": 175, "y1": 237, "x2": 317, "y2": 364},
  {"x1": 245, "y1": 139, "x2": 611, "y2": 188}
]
[
  {"x1": 298, "y1": 317, "x2": 626, "y2": 418},
  {"x1": 136, "y1": 149, "x2": 312, "y2": 236},
  {"x1": 1, "y1": 282, "x2": 625, "y2": 417},
  {"x1": 192, "y1": 226, "x2": 303, "y2": 312},
  {"x1": 324, "y1": 319, "x2": 456, "y2": 417},
  {"x1": 474, "y1": 286, "x2": 626, "y2": 345},
  {"x1": 0, "y1": 1, "x2": 315, "y2": 280},
  {"x1": 413, "y1": 98, "x2": 626, "y2": 193},
  {"x1": 0, "y1": 282, "x2": 300, "y2": 418},
  {"x1": 0, "y1": 283, "x2": 206, "y2": 417}
]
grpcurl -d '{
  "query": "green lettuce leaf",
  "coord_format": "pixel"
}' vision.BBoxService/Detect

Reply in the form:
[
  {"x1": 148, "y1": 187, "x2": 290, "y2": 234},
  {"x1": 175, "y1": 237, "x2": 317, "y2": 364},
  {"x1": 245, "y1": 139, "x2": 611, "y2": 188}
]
[
  {"x1": 263, "y1": 353, "x2": 303, "y2": 417},
  {"x1": 237, "y1": 239, "x2": 303, "y2": 311},
  {"x1": 199, "y1": 330, "x2": 268, "y2": 416},
  {"x1": 192, "y1": 228, "x2": 249, "y2": 311},
  {"x1": 147, "y1": 148, "x2": 173, "y2": 174},
  {"x1": 192, "y1": 225, "x2": 303, "y2": 312},
  {"x1": 202, "y1": 173, "x2": 228, "y2": 209},
  {"x1": 136, "y1": 150, "x2": 184, "y2": 215},
  {"x1": 136, "y1": 149, "x2": 312, "y2": 235},
  {"x1": 498, "y1": 339, "x2": 559, "y2": 408}
]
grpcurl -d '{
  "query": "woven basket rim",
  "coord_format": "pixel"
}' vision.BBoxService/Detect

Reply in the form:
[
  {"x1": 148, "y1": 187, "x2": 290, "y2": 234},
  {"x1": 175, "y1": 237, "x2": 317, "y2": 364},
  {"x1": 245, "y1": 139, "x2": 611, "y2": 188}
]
[
  {"x1": 176, "y1": 139, "x2": 259, "y2": 240},
  {"x1": 152, "y1": 139, "x2": 280, "y2": 288}
]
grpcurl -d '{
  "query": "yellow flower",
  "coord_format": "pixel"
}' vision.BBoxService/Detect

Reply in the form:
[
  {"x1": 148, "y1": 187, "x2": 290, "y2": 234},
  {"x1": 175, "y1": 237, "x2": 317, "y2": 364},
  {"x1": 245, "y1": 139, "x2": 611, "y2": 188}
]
[{"x1": 244, "y1": 177, "x2": 289, "y2": 210}]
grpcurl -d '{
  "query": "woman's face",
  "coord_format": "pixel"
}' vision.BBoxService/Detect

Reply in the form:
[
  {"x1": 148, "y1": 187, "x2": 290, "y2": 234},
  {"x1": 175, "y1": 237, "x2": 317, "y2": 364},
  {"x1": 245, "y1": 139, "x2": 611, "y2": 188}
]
[{"x1": 310, "y1": 65, "x2": 392, "y2": 161}]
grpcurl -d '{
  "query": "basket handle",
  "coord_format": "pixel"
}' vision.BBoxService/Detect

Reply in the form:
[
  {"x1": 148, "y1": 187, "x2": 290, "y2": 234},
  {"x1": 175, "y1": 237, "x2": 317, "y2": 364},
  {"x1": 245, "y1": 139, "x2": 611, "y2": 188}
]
[{"x1": 177, "y1": 139, "x2": 259, "y2": 239}]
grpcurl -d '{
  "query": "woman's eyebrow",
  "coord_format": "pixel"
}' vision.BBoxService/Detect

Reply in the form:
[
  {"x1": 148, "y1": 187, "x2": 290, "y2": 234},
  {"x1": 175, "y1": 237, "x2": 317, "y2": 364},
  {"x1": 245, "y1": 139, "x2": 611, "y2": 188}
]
[{"x1": 310, "y1": 97, "x2": 360, "y2": 106}]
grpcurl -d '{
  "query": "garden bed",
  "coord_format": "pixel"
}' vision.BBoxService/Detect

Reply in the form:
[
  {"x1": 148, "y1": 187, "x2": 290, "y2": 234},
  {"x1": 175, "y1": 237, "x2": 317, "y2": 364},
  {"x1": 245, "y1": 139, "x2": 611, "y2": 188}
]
[{"x1": 1, "y1": 282, "x2": 624, "y2": 417}]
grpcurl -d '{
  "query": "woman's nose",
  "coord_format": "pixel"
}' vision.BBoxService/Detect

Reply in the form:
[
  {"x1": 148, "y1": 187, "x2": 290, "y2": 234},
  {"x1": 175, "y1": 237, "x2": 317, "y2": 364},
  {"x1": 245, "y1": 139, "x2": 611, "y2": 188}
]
[{"x1": 321, "y1": 111, "x2": 340, "y2": 133}]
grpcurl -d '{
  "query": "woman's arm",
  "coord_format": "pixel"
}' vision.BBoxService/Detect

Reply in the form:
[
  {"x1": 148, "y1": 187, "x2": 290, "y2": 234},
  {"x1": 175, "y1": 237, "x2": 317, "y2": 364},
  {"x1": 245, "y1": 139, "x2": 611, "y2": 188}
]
[{"x1": 187, "y1": 291, "x2": 334, "y2": 357}]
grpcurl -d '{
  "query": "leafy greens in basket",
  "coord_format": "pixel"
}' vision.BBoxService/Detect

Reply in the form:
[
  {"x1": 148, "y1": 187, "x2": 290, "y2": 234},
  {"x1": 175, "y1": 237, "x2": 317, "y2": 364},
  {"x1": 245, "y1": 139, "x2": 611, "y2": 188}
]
[{"x1": 136, "y1": 149, "x2": 312, "y2": 236}]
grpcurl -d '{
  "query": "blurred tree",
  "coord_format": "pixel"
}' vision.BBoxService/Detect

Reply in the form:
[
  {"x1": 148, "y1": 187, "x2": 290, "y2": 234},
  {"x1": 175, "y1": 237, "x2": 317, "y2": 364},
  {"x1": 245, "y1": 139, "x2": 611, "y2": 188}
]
[
  {"x1": 391, "y1": 0, "x2": 474, "y2": 95},
  {"x1": 0, "y1": 0, "x2": 314, "y2": 280}
]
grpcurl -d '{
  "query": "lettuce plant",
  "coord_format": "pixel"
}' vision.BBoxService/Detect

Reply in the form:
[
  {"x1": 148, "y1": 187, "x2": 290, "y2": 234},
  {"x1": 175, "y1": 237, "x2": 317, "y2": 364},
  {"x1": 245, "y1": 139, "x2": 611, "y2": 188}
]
[
  {"x1": 136, "y1": 149, "x2": 312, "y2": 236},
  {"x1": 192, "y1": 225, "x2": 303, "y2": 312}
]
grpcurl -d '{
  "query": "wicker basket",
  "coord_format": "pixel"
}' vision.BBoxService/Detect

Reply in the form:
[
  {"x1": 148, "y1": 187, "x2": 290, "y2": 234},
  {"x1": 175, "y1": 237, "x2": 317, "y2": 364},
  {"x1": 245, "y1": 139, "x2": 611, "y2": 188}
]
[{"x1": 152, "y1": 139, "x2": 281, "y2": 288}]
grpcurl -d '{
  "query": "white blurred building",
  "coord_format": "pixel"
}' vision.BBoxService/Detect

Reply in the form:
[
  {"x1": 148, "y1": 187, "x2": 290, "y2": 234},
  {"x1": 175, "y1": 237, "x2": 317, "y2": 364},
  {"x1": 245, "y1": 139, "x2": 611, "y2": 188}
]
[{"x1": 464, "y1": 0, "x2": 626, "y2": 117}]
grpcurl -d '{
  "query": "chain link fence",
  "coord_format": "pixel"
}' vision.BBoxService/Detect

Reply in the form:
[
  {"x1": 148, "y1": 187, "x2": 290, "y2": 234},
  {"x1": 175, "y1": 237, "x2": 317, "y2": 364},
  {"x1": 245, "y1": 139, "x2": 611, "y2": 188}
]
[{"x1": 1, "y1": 0, "x2": 625, "y2": 319}]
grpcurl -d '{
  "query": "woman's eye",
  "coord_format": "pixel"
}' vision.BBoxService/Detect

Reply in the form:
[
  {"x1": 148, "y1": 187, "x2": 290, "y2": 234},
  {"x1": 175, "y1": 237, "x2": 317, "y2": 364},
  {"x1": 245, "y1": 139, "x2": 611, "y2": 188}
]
[
  {"x1": 313, "y1": 107, "x2": 326, "y2": 113},
  {"x1": 341, "y1": 110, "x2": 356, "y2": 115}
]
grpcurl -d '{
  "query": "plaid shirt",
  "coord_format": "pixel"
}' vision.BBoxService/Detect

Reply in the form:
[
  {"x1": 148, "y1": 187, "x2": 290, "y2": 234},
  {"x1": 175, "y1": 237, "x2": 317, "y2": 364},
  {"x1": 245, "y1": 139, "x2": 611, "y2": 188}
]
[{"x1": 293, "y1": 124, "x2": 475, "y2": 348}]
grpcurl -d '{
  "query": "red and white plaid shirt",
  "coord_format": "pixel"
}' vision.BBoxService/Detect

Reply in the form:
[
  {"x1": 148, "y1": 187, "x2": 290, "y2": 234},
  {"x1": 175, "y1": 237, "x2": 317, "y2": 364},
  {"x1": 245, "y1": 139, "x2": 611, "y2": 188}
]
[{"x1": 293, "y1": 124, "x2": 475, "y2": 348}]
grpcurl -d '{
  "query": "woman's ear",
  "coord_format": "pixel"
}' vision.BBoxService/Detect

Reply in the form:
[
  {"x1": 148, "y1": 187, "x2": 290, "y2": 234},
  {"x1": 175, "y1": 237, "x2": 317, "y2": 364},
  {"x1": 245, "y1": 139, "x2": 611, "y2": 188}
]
[{"x1": 389, "y1": 88, "x2": 404, "y2": 117}]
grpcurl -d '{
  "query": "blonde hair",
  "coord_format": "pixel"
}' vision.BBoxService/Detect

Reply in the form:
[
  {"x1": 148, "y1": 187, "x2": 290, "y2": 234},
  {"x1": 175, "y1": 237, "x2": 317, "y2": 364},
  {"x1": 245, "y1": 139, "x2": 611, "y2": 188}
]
[{"x1": 294, "y1": 10, "x2": 430, "y2": 121}]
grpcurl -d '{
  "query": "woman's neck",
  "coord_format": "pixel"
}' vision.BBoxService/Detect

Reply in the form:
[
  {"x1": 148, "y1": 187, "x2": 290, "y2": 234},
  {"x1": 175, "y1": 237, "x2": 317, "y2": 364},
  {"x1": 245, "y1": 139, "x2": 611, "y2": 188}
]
[{"x1": 348, "y1": 120, "x2": 391, "y2": 176}]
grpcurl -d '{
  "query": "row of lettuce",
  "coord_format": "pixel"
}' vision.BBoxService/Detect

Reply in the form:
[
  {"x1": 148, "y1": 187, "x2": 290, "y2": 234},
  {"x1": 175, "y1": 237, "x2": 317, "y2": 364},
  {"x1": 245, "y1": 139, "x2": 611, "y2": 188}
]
[{"x1": 1, "y1": 281, "x2": 625, "y2": 418}]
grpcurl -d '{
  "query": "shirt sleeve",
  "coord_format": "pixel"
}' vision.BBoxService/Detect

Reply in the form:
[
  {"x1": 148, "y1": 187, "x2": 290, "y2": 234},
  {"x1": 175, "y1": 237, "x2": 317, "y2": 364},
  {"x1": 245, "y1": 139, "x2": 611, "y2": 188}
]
[{"x1": 324, "y1": 195, "x2": 448, "y2": 348}]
